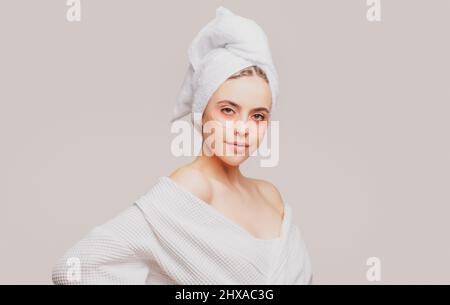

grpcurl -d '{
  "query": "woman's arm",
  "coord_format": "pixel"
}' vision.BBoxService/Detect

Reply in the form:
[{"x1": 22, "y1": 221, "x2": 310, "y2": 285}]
[{"x1": 52, "y1": 206, "x2": 153, "y2": 285}]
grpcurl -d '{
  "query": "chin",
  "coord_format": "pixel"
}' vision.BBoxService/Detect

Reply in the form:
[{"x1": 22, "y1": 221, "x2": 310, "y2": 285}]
[
  {"x1": 215, "y1": 144, "x2": 259, "y2": 166},
  {"x1": 217, "y1": 154, "x2": 250, "y2": 167}
]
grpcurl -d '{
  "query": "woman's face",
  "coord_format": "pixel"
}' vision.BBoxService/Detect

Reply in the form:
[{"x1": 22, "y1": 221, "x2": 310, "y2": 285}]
[{"x1": 201, "y1": 73, "x2": 272, "y2": 166}]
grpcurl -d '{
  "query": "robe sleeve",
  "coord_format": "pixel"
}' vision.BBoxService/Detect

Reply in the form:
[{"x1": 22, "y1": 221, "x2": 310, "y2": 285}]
[{"x1": 52, "y1": 206, "x2": 153, "y2": 285}]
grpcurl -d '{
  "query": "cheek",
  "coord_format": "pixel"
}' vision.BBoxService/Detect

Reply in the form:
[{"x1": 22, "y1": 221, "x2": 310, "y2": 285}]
[
  {"x1": 201, "y1": 113, "x2": 226, "y2": 153},
  {"x1": 248, "y1": 121, "x2": 268, "y2": 143},
  {"x1": 257, "y1": 122, "x2": 268, "y2": 135},
  {"x1": 203, "y1": 110, "x2": 229, "y2": 132},
  {"x1": 209, "y1": 110, "x2": 235, "y2": 134}
]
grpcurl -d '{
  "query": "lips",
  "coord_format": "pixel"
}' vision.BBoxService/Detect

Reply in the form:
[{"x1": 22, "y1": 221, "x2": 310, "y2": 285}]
[{"x1": 226, "y1": 141, "x2": 249, "y2": 147}]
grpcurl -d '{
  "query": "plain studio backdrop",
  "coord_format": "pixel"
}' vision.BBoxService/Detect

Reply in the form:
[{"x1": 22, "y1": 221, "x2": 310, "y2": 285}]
[{"x1": 0, "y1": 0, "x2": 449, "y2": 284}]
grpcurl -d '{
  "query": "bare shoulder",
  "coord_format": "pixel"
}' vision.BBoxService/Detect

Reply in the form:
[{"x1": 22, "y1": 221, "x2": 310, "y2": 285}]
[
  {"x1": 250, "y1": 178, "x2": 285, "y2": 215},
  {"x1": 168, "y1": 166, "x2": 213, "y2": 204}
]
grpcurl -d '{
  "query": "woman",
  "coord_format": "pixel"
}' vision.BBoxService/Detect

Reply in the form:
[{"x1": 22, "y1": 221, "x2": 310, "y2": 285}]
[{"x1": 52, "y1": 6, "x2": 313, "y2": 285}]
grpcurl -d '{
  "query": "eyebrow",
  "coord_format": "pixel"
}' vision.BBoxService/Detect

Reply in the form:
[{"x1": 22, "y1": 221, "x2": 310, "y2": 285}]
[{"x1": 217, "y1": 100, "x2": 270, "y2": 113}]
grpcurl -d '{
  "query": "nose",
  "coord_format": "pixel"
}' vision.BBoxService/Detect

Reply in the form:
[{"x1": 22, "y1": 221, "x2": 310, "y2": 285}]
[{"x1": 234, "y1": 119, "x2": 249, "y2": 137}]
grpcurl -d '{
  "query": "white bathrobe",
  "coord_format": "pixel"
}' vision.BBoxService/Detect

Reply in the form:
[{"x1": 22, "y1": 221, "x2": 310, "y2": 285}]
[{"x1": 52, "y1": 176, "x2": 313, "y2": 285}]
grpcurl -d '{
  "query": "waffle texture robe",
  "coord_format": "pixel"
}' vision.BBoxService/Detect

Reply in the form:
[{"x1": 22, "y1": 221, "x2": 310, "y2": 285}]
[{"x1": 52, "y1": 176, "x2": 313, "y2": 285}]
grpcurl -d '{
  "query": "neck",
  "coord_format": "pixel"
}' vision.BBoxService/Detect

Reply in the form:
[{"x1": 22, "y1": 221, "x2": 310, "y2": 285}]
[{"x1": 192, "y1": 153, "x2": 244, "y2": 187}]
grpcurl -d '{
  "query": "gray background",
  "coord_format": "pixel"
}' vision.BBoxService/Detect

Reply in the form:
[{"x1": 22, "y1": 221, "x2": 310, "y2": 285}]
[{"x1": 1, "y1": 0, "x2": 449, "y2": 284}]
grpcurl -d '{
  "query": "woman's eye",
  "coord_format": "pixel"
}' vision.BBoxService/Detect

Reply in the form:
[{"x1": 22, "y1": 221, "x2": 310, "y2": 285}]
[
  {"x1": 221, "y1": 107, "x2": 235, "y2": 115},
  {"x1": 253, "y1": 113, "x2": 265, "y2": 121}
]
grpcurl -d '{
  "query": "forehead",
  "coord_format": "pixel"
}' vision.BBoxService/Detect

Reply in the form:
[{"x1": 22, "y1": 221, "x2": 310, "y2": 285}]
[{"x1": 211, "y1": 76, "x2": 272, "y2": 109}]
